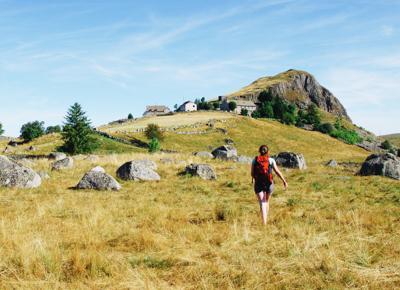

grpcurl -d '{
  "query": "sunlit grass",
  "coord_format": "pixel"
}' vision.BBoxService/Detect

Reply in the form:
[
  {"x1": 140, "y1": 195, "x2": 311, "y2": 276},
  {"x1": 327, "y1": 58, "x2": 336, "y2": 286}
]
[{"x1": 0, "y1": 151, "x2": 398, "y2": 289}]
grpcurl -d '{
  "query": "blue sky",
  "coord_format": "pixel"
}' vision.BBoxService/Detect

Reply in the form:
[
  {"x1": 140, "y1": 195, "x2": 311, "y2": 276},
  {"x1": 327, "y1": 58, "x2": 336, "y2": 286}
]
[{"x1": 0, "y1": 0, "x2": 399, "y2": 136}]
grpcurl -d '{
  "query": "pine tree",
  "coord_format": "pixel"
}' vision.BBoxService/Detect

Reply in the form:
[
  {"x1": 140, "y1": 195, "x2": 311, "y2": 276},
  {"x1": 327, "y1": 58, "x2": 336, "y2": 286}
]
[
  {"x1": 0, "y1": 123, "x2": 4, "y2": 136},
  {"x1": 61, "y1": 103, "x2": 98, "y2": 154},
  {"x1": 128, "y1": 113, "x2": 134, "y2": 119}
]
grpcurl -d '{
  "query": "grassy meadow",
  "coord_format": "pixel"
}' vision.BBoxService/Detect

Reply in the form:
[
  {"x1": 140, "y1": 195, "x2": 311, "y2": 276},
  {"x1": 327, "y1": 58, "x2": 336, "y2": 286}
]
[{"x1": 0, "y1": 112, "x2": 399, "y2": 289}]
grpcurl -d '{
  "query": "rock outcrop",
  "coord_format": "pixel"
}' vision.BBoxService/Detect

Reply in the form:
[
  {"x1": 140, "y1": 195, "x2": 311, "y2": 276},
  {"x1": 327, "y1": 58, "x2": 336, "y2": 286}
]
[
  {"x1": 212, "y1": 145, "x2": 238, "y2": 160},
  {"x1": 359, "y1": 153, "x2": 400, "y2": 180},
  {"x1": 236, "y1": 155, "x2": 253, "y2": 164},
  {"x1": 326, "y1": 160, "x2": 338, "y2": 167},
  {"x1": 116, "y1": 161, "x2": 160, "y2": 181},
  {"x1": 194, "y1": 151, "x2": 214, "y2": 159},
  {"x1": 0, "y1": 156, "x2": 41, "y2": 188},
  {"x1": 76, "y1": 166, "x2": 121, "y2": 190},
  {"x1": 49, "y1": 152, "x2": 67, "y2": 161},
  {"x1": 227, "y1": 69, "x2": 351, "y2": 121},
  {"x1": 51, "y1": 157, "x2": 74, "y2": 171},
  {"x1": 184, "y1": 164, "x2": 217, "y2": 180},
  {"x1": 275, "y1": 152, "x2": 307, "y2": 170}
]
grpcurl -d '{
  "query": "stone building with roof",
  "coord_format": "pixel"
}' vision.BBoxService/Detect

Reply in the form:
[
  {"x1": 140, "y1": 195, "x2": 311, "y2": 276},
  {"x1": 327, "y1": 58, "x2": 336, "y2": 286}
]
[{"x1": 143, "y1": 105, "x2": 171, "y2": 117}]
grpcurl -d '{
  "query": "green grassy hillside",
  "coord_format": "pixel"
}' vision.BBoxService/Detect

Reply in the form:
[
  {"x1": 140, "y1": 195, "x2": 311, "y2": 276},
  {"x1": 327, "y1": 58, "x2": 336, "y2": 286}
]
[
  {"x1": 380, "y1": 133, "x2": 400, "y2": 147},
  {"x1": 103, "y1": 111, "x2": 368, "y2": 163}
]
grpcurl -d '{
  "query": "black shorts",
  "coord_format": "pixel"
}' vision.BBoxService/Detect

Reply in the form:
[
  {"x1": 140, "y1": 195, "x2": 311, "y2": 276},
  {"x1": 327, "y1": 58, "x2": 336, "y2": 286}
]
[{"x1": 254, "y1": 181, "x2": 274, "y2": 194}]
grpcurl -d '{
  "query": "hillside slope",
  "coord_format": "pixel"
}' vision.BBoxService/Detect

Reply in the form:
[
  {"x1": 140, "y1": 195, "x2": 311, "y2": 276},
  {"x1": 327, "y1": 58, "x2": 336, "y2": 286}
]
[
  {"x1": 100, "y1": 111, "x2": 368, "y2": 163},
  {"x1": 380, "y1": 133, "x2": 400, "y2": 147},
  {"x1": 227, "y1": 69, "x2": 350, "y2": 121}
]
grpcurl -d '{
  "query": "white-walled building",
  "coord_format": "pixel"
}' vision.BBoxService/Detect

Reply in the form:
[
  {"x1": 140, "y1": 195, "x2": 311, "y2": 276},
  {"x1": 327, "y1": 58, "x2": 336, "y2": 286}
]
[{"x1": 177, "y1": 101, "x2": 197, "y2": 112}]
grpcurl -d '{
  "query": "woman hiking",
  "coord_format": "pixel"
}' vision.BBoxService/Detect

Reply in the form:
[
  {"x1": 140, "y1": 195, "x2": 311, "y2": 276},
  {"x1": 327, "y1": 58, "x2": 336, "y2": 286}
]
[{"x1": 251, "y1": 145, "x2": 288, "y2": 225}]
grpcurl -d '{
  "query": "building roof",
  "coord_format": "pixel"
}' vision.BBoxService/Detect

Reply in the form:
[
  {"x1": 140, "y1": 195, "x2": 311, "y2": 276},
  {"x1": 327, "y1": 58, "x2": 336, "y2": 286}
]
[
  {"x1": 181, "y1": 101, "x2": 195, "y2": 106},
  {"x1": 145, "y1": 105, "x2": 170, "y2": 112}
]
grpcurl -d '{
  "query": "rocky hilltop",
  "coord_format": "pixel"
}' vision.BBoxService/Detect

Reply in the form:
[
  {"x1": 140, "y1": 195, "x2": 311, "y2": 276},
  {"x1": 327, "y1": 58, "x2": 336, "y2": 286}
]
[{"x1": 227, "y1": 69, "x2": 351, "y2": 121}]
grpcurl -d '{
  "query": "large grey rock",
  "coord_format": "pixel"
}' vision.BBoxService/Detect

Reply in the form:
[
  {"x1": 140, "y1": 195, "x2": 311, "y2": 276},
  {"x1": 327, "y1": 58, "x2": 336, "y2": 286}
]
[
  {"x1": 0, "y1": 155, "x2": 41, "y2": 188},
  {"x1": 51, "y1": 157, "x2": 74, "y2": 171},
  {"x1": 326, "y1": 160, "x2": 338, "y2": 167},
  {"x1": 212, "y1": 145, "x2": 238, "y2": 160},
  {"x1": 116, "y1": 161, "x2": 160, "y2": 181},
  {"x1": 130, "y1": 160, "x2": 157, "y2": 171},
  {"x1": 49, "y1": 152, "x2": 67, "y2": 161},
  {"x1": 359, "y1": 153, "x2": 400, "y2": 180},
  {"x1": 184, "y1": 163, "x2": 217, "y2": 180},
  {"x1": 76, "y1": 167, "x2": 121, "y2": 190},
  {"x1": 194, "y1": 151, "x2": 214, "y2": 159},
  {"x1": 275, "y1": 152, "x2": 307, "y2": 170},
  {"x1": 236, "y1": 155, "x2": 253, "y2": 164}
]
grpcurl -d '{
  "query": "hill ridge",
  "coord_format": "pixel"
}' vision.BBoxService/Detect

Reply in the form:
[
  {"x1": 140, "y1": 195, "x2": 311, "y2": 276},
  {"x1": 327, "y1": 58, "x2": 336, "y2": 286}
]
[{"x1": 226, "y1": 69, "x2": 351, "y2": 121}]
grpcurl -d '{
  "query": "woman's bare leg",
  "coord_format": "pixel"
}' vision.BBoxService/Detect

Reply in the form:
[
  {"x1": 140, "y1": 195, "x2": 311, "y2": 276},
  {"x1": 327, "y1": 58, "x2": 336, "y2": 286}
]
[{"x1": 257, "y1": 191, "x2": 271, "y2": 225}]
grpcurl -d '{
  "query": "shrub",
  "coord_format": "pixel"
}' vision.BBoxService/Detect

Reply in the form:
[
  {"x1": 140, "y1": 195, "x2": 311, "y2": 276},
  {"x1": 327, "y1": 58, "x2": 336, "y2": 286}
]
[
  {"x1": 381, "y1": 140, "x2": 392, "y2": 150},
  {"x1": 228, "y1": 101, "x2": 237, "y2": 112},
  {"x1": 61, "y1": 103, "x2": 99, "y2": 154},
  {"x1": 128, "y1": 113, "x2": 134, "y2": 120},
  {"x1": 306, "y1": 104, "x2": 321, "y2": 126},
  {"x1": 145, "y1": 123, "x2": 164, "y2": 141},
  {"x1": 317, "y1": 123, "x2": 334, "y2": 134},
  {"x1": 0, "y1": 123, "x2": 4, "y2": 135},
  {"x1": 212, "y1": 102, "x2": 220, "y2": 110},
  {"x1": 148, "y1": 137, "x2": 160, "y2": 153},
  {"x1": 330, "y1": 128, "x2": 362, "y2": 145},
  {"x1": 46, "y1": 125, "x2": 62, "y2": 134},
  {"x1": 20, "y1": 121, "x2": 45, "y2": 141},
  {"x1": 240, "y1": 108, "x2": 249, "y2": 116}
]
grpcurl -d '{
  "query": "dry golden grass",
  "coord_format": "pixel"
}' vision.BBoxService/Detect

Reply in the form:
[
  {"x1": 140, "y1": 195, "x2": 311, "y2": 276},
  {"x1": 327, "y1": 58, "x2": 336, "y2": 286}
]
[
  {"x1": 99, "y1": 111, "x2": 234, "y2": 134},
  {"x1": 0, "y1": 114, "x2": 399, "y2": 289},
  {"x1": 0, "y1": 150, "x2": 399, "y2": 289}
]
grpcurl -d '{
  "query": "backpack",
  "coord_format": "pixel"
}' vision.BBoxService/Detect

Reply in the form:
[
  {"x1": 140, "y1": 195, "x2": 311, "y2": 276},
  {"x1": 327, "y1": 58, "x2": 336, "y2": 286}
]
[{"x1": 254, "y1": 155, "x2": 273, "y2": 183}]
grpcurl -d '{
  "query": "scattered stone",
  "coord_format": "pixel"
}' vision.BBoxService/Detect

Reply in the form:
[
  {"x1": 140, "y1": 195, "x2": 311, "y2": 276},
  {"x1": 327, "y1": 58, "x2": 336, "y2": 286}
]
[
  {"x1": 275, "y1": 152, "x2": 307, "y2": 170},
  {"x1": 51, "y1": 157, "x2": 74, "y2": 171},
  {"x1": 76, "y1": 166, "x2": 121, "y2": 191},
  {"x1": 8, "y1": 141, "x2": 18, "y2": 147},
  {"x1": 326, "y1": 160, "x2": 338, "y2": 167},
  {"x1": 184, "y1": 163, "x2": 217, "y2": 180},
  {"x1": 130, "y1": 159, "x2": 157, "y2": 170},
  {"x1": 359, "y1": 153, "x2": 400, "y2": 180},
  {"x1": 212, "y1": 145, "x2": 238, "y2": 160},
  {"x1": 0, "y1": 155, "x2": 41, "y2": 188},
  {"x1": 3, "y1": 146, "x2": 10, "y2": 153},
  {"x1": 49, "y1": 152, "x2": 67, "y2": 161},
  {"x1": 194, "y1": 151, "x2": 214, "y2": 159},
  {"x1": 28, "y1": 146, "x2": 37, "y2": 151},
  {"x1": 236, "y1": 155, "x2": 253, "y2": 164},
  {"x1": 116, "y1": 161, "x2": 160, "y2": 181}
]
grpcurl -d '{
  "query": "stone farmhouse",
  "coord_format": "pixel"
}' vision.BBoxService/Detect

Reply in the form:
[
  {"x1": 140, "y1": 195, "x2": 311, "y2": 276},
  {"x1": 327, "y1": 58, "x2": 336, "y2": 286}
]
[
  {"x1": 219, "y1": 96, "x2": 257, "y2": 115},
  {"x1": 143, "y1": 105, "x2": 171, "y2": 117},
  {"x1": 177, "y1": 101, "x2": 197, "y2": 112}
]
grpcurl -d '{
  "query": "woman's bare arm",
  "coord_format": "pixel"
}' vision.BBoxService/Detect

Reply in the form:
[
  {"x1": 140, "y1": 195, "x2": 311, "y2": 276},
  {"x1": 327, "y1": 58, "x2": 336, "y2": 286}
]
[{"x1": 273, "y1": 162, "x2": 288, "y2": 190}]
